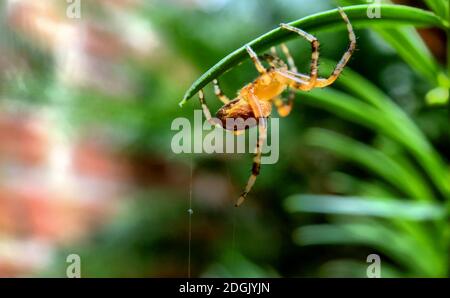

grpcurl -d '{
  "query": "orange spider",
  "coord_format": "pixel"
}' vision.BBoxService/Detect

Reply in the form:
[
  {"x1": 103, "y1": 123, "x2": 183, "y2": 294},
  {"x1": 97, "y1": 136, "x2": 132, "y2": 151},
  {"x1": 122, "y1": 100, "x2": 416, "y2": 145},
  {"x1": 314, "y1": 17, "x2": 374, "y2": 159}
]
[{"x1": 198, "y1": 8, "x2": 356, "y2": 206}]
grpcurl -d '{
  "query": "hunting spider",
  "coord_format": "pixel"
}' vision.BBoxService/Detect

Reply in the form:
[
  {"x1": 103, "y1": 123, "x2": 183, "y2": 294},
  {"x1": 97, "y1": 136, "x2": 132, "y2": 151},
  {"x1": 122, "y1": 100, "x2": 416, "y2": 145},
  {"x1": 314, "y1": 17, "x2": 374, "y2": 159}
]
[{"x1": 198, "y1": 8, "x2": 356, "y2": 206}]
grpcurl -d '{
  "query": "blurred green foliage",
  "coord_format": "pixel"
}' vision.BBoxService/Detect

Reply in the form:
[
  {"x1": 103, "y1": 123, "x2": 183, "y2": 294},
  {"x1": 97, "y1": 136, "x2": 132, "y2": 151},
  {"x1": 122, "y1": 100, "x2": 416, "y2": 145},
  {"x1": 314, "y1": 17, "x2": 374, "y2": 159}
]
[{"x1": 2, "y1": 0, "x2": 448, "y2": 277}]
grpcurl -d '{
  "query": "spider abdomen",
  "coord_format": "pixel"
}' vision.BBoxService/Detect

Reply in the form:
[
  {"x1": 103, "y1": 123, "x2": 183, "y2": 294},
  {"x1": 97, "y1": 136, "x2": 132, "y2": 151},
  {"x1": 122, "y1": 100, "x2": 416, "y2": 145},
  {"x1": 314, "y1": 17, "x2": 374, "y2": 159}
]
[{"x1": 216, "y1": 98, "x2": 272, "y2": 131}]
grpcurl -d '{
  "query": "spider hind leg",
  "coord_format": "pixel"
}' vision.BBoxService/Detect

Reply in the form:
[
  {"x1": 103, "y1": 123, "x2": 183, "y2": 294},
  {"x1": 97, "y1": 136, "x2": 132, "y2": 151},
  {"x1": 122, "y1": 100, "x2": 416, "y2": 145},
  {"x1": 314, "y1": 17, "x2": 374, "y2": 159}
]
[{"x1": 235, "y1": 89, "x2": 268, "y2": 207}]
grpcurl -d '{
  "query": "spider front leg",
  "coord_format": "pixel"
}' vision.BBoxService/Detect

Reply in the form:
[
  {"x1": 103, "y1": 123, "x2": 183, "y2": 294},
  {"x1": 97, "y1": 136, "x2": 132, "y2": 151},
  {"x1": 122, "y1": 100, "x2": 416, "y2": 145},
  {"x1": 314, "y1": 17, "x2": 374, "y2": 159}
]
[
  {"x1": 212, "y1": 79, "x2": 230, "y2": 104},
  {"x1": 316, "y1": 7, "x2": 356, "y2": 87},
  {"x1": 245, "y1": 45, "x2": 266, "y2": 74},
  {"x1": 235, "y1": 89, "x2": 267, "y2": 207},
  {"x1": 198, "y1": 89, "x2": 221, "y2": 126},
  {"x1": 280, "y1": 23, "x2": 319, "y2": 89}
]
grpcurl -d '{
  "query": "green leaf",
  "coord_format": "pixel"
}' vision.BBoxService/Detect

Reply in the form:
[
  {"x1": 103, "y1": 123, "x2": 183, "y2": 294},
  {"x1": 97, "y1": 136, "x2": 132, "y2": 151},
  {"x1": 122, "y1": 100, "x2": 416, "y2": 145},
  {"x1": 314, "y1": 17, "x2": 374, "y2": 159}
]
[
  {"x1": 299, "y1": 65, "x2": 450, "y2": 199},
  {"x1": 339, "y1": 0, "x2": 445, "y2": 85},
  {"x1": 426, "y1": 73, "x2": 450, "y2": 105},
  {"x1": 284, "y1": 194, "x2": 445, "y2": 220},
  {"x1": 426, "y1": 86, "x2": 450, "y2": 105},
  {"x1": 337, "y1": 74, "x2": 450, "y2": 199},
  {"x1": 424, "y1": 0, "x2": 449, "y2": 20},
  {"x1": 327, "y1": 171, "x2": 398, "y2": 197},
  {"x1": 180, "y1": 4, "x2": 445, "y2": 105},
  {"x1": 202, "y1": 252, "x2": 279, "y2": 278},
  {"x1": 286, "y1": 195, "x2": 446, "y2": 275},
  {"x1": 375, "y1": 28, "x2": 442, "y2": 85},
  {"x1": 292, "y1": 221, "x2": 445, "y2": 276},
  {"x1": 303, "y1": 128, "x2": 434, "y2": 200},
  {"x1": 300, "y1": 88, "x2": 410, "y2": 147},
  {"x1": 317, "y1": 259, "x2": 403, "y2": 277}
]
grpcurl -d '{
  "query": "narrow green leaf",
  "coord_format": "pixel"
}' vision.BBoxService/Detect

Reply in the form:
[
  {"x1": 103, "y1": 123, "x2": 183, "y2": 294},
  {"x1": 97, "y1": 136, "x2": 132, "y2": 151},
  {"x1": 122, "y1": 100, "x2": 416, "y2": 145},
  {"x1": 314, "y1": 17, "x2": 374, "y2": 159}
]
[
  {"x1": 424, "y1": 0, "x2": 449, "y2": 20},
  {"x1": 339, "y1": 0, "x2": 444, "y2": 85},
  {"x1": 327, "y1": 171, "x2": 398, "y2": 197},
  {"x1": 303, "y1": 128, "x2": 433, "y2": 200},
  {"x1": 318, "y1": 259, "x2": 403, "y2": 277},
  {"x1": 180, "y1": 4, "x2": 445, "y2": 105},
  {"x1": 426, "y1": 86, "x2": 450, "y2": 105},
  {"x1": 300, "y1": 65, "x2": 450, "y2": 199},
  {"x1": 376, "y1": 28, "x2": 441, "y2": 84},
  {"x1": 286, "y1": 195, "x2": 445, "y2": 275},
  {"x1": 293, "y1": 221, "x2": 444, "y2": 276},
  {"x1": 300, "y1": 88, "x2": 409, "y2": 146},
  {"x1": 284, "y1": 194, "x2": 445, "y2": 220}
]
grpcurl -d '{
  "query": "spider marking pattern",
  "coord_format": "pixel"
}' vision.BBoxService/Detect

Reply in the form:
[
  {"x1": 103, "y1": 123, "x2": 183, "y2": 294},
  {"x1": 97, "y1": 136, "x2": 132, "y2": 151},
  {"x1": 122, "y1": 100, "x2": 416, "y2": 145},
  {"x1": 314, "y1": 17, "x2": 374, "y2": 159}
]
[{"x1": 198, "y1": 8, "x2": 356, "y2": 206}]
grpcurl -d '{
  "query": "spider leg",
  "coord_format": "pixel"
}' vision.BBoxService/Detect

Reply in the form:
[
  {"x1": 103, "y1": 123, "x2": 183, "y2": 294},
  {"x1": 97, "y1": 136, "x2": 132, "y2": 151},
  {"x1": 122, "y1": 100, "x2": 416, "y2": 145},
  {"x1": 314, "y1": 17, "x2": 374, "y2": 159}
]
[
  {"x1": 280, "y1": 43, "x2": 298, "y2": 73},
  {"x1": 284, "y1": 70, "x2": 310, "y2": 81},
  {"x1": 198, "y1": 89, "x2": 221, "y2": 126},
  {"x1": 316, "y1": 7, "x2": 356, "y2": 88},
  {"x1": 235, "y1": 88, "x2": 267, "y2": 207},
  {"x1": 262, "y1": 53, "x2": 287, "y2": 69},
  {"x1": 280, "y1": 23, "x2": 319, "y2": 88},
  {"x1": 212, "y1": 79, "x2": 230, "y2": 104},
  {"x1": 270, "y1": 46, "x2": 277, "y2": 56},
  {"x1": 245, "y1": 45, "x2": 266, "y2": 74},
  {"x1": 271, "y1": 43, "x2": 298, "y2": 73},
  {"x1": 273, "y1": 90, "x2": 295, "y2": 117},
  {"x1": 286, "y1": 89, "x2": 296, "y2": 116},
  {"x1": 273, "y1": 70, "x2": 312, "y2": 92},
  {"x1": 273, "y1": 69, "x2": 332, "y2": 114},
  {"x1": 268, "y1": 46, "x2": 289, "y2": 69}
]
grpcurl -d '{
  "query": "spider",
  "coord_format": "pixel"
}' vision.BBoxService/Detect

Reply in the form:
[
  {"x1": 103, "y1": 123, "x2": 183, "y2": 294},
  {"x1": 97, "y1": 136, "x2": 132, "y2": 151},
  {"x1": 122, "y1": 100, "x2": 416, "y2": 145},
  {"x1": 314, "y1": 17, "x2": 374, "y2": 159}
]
[{"x1": 198, "y1": 8, "x2": 356, "y2": 207}]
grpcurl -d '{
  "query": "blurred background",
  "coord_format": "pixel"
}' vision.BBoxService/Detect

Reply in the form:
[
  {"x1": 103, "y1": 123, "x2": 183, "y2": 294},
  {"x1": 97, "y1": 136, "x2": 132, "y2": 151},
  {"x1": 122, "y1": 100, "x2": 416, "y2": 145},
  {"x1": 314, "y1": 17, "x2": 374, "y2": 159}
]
[{"x1": 0, "y1": 0, "x2": 448, "y2": 277}]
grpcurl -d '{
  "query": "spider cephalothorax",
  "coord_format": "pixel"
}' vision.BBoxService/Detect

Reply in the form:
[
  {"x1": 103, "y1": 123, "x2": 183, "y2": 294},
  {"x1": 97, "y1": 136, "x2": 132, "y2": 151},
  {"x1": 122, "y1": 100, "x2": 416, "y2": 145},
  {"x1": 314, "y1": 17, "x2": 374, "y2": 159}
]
[{"x1": 198, "y1": 7, "x2": 356, "y2": 206}]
